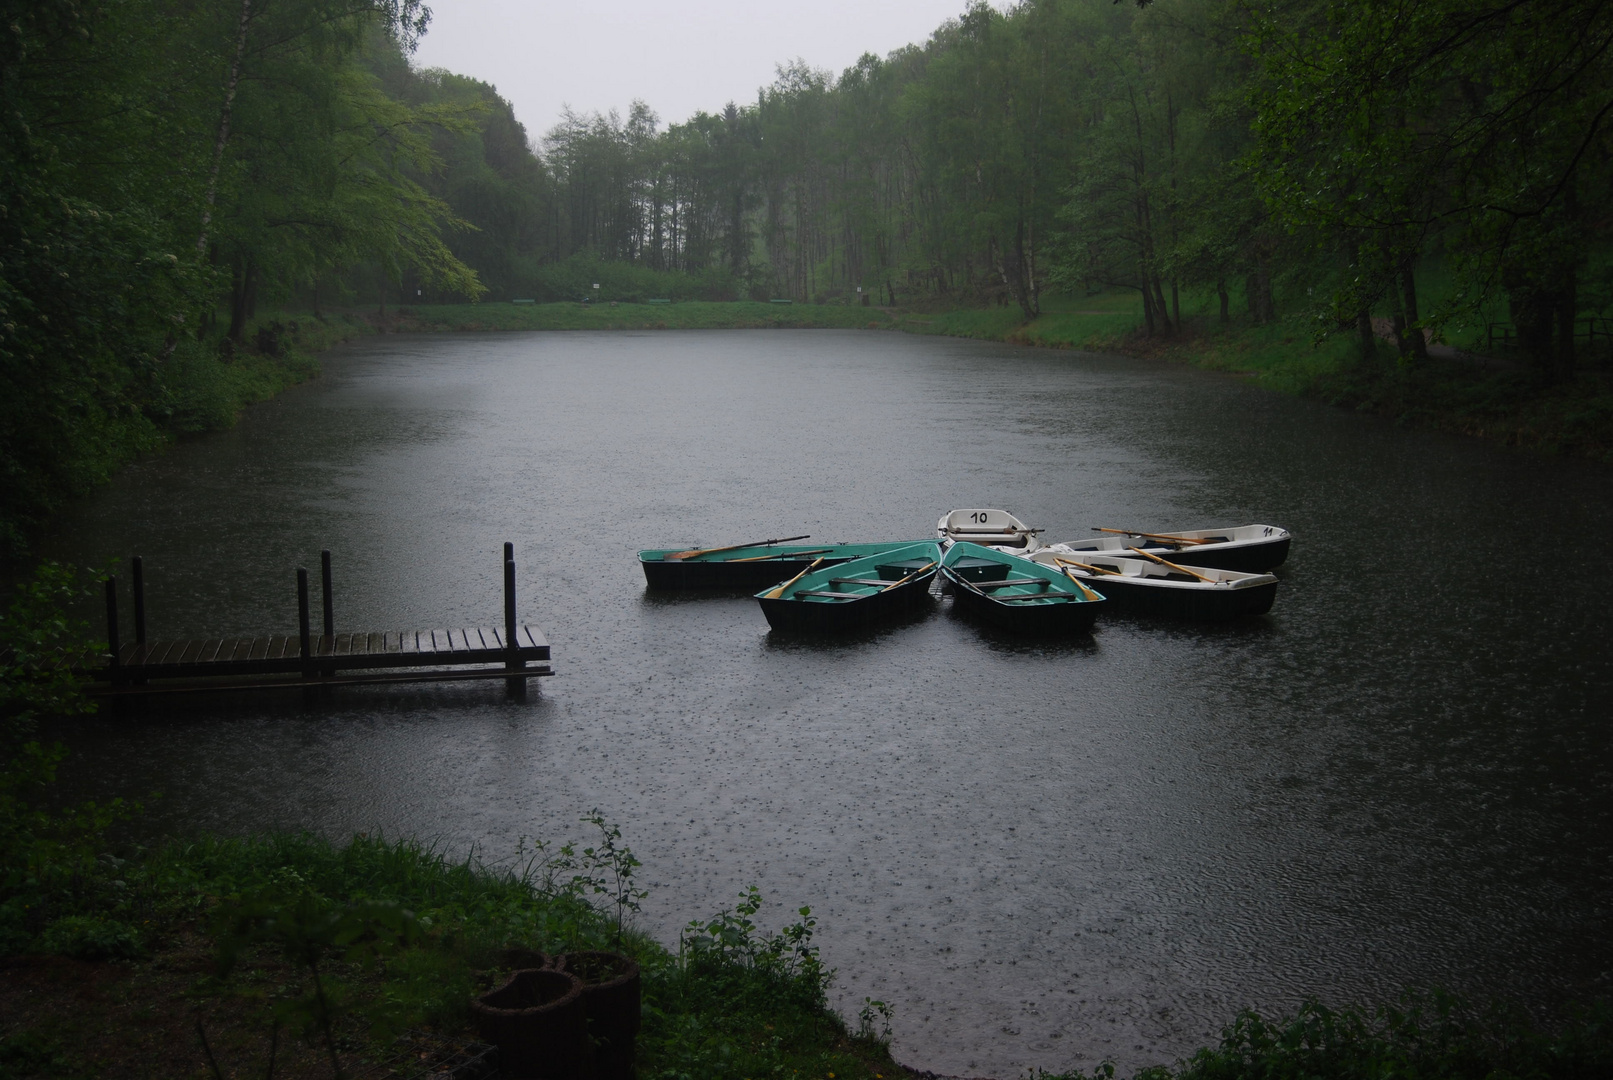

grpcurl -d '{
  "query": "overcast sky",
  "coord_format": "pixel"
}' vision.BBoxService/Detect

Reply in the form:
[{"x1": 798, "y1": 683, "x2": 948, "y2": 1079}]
[{"x1": 410, "y1": 0, "x2": 983, "y2": 144}]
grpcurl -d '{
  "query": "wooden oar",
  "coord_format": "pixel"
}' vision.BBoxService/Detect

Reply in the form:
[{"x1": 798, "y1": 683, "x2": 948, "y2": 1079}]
[
  {"x1": 1046, "y1": 560, "x2": 1105, "y2": 601},
  {"x1": 1066, "y1": 576, "x2": 1103, "y2": 602},
  {"x1": 1092, "y1": 527, "x2": 1209, "y2": 546},
  {"x1": 666, "y1": 534, "x2": 811, "y2": 561},
  {"x1": 1127, "y1": 546, "x2": 1220, "y2": 584},
  {"x1": 887, "y1": 561, "x2": 936, "y2": 589},
  {"x1": 763, "y1": 557, "x2": 827, "y2": 600},
  {"x1": 729, "y1": 548, "x2": 834, "y2": 563}
]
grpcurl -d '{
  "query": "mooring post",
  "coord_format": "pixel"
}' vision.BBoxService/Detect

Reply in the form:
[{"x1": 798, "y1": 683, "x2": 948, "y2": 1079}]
[
  {"x1": 297, "y1": 568, "x2": 313, "y2": 681},
  {"x1": 104, "y1": 576, "x2": 121, "y2": 686},
  {"x1": 504, "y1": 543, "x2": 523, "y2": 694},
  {"x1": 131, "y1": 557, "x2": 147, "y2": 685},
  {"x1": 131, "y1": 557, "x2": 146, "y2": 646},
  {"x1": 320, "y1": 550, "x2": 334, "y2": 676},
  {"x1": 504, "y1": 555, "x2": 519, "y2": 666}
]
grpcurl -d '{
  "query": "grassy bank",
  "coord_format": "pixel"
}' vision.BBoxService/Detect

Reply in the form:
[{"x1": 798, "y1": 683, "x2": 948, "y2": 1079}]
[
  {"x1": 384, "y1": 300, "x2": 895, "y2": 333},
  {"x1": 2, "y1": 826, "x2": 1608, "y2": 1080},
  {"x1": 0, "y1": 823, "x2": 899, "y2": 1080},
  {"x1": 894, "y1": 291, "x2": 1613, "y2": 464}
]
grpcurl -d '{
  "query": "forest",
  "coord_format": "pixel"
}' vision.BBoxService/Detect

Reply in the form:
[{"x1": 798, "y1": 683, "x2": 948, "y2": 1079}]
[{"x1": 2, "y1": 0, "x2": 1610, "y2": 549}]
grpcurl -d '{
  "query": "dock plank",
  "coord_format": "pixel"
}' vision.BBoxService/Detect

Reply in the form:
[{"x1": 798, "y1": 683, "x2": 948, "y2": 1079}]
[{"x1": 80, "y1": 621, "x2": 554, "y2": 689}]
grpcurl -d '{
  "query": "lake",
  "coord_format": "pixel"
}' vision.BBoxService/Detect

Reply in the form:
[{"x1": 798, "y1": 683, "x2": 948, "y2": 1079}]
[{"x1": 40, "y1": 329, "x2": 1613, "y2": 1077}]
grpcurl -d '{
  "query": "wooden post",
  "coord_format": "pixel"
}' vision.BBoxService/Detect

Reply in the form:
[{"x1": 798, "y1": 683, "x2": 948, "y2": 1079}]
[
  {"x1": 297, "y1": 568, "x2": 312, "y2": 680},
  {"x1": 131, "y1": 557, "x2": 147, "y2": 645},
  {"x1": 131, "y1": 557, "x2": 147, "y2": 685},
  {"x1": 320, "y1": 551, "x2": 334, "y2": 639},
  {"x1": 504, "y1": 543, "x2": 523, "y2": 694},
  {"x1": 504, "y1": 559, "x2": 519, "y2": 666},
  {"x1": 105, "y1": 576, "x2": 121, "y2": 686},
  {"x1": 320, "y1": 550, "x2": 334, "y2": 676}
]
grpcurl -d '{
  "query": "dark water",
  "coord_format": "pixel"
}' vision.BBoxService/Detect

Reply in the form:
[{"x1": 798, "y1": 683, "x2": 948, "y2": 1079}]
[{"x1": 38, "y1": 330, "x2": 1613, "y2": 1077}]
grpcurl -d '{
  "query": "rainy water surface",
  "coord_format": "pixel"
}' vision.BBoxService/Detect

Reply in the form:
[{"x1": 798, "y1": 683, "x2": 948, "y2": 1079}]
[{"x1": 39, "y1": 330, "x2": 1613, "y2": 1077}]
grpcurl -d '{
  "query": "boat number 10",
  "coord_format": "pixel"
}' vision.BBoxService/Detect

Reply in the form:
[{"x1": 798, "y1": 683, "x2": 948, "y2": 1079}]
[{"x1": 969, "y1": 512, "x2": 993, "y2": 523}]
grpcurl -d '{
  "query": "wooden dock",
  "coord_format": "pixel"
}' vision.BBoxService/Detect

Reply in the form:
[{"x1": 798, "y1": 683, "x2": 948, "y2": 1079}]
[{"x1": 84, "y1": 543, "x2": 553, "y2": 696}]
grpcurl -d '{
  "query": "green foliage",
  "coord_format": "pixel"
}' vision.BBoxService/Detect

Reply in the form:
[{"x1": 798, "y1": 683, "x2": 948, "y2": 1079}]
[
  {"x1": 38, "y1": 913, "x2": 143, "y2": 961},
  {"x1": 680, "y1": 886, "x2": 829, "y2": 1011},
  {"x1": 1125, "y1": 993, "x2": 1613, "y2": 1080},
  {"x1": 0, "y1": 561, "x2": 138, "y2": 958},
  {"x1": 856, "y1": 997, "x2": 894, "y2": 1045},
  {"x1": 0, "y1": 1029, "x2": 74, "y2": 1077},
  {"x1": 0, "y1": 561, "x2": 100, "y2": 744},
  {"x1": 212, "y1": 879, "x2": 423, "y2": 1079},
  {"x1": 0, "y1": 741, "x2": 138, "y2": 958},
  {"x1": 150, "y1": 829, "x2": 885, "y2": 1080},
  {"x1": 1243, "y1": 0, "x2": 1613, "y2": 374},
  {"x1": 533, "y1": 252, "x2": 740, "y2": 303},
  {"x1": 0, "y1": 0, "x2": 469, "y2": 551},
  {"x1": 549, "y1": 810, "x2": 648, "y2": 944}
]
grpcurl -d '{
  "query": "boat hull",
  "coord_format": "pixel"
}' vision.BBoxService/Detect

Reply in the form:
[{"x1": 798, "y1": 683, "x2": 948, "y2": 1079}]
[
  {"x1": 1047, "y1": 526, "x2": 1290, "y2": 573},
  {"x1": 945, "y1": 573, "x2": 1102, "y2": 634},
  {"x1": 941, "y1": 542, "x2": 1103, "y2": 635},
  {"x1": 755, "y1": 543, "x2": 942, "y2": 634},
  {"x1": 1079, "y1": 575, "x2": 1277, "y2": 620},
  {"x1": 1028, "y1": 551, "x2": 1279, "y2": 621},
  {"x1": 757, "y1": 573, "x2": 935, "y2": 632},
  {"x1": 640, "y1": 541, "x2": 927, "y2": 591},
  {"x1": 1162, "y1": 535, "x2": 1289, "y2": 573}
]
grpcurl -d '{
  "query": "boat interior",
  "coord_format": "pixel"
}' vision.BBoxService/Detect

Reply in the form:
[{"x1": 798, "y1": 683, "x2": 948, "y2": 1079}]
[
  {"x1": 937, "y1": 508, "x2": 1039, "y2": 548},
  {"x1": 1032, "y1": 551, "x2": 1274, "y2": 587}
]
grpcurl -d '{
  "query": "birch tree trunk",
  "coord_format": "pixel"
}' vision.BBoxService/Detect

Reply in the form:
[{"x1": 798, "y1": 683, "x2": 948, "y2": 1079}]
[{"x1": 195, "y1": 0, "x2": 253, "y2": 258}]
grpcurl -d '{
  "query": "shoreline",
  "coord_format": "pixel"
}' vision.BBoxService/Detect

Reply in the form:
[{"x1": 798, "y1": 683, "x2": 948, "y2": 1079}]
[
  {"x1": 364, "y1": 300, "x2": 1613, "y2": 466},
  {"x1": 10, "y1": 298, "x2": 1605, "y2": 562}
]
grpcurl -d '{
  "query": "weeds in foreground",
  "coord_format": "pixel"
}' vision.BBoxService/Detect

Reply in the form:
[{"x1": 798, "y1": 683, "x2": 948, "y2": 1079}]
[
  {"x1": 1033, "y1": 992, "x2": 1613, "y2": 1080},
  {"x1": 548, "y1": 809, "x2": 649, "y2": 945}
]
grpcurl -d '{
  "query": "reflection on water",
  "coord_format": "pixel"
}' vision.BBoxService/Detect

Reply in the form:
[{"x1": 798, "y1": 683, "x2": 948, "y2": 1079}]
[{"x1": 38, "y1": 330, "x2": 1613, "y2": 1077}]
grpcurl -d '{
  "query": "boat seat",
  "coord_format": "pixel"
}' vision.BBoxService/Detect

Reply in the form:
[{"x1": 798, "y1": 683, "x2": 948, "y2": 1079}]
[
  {"x1": 795, "y1": 589, "x2": 870, "y2": 600},
  {"x1": 976, "y1": 578, "x2": 1049, "y2": 591},
  {"x1": 828, "y1": 577, "x2": 895, "y2": 588}
]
